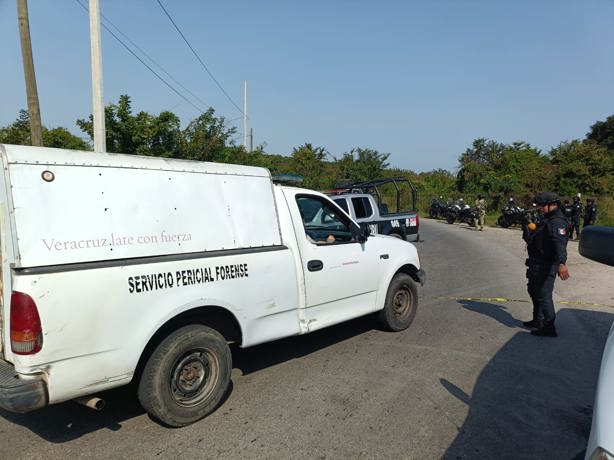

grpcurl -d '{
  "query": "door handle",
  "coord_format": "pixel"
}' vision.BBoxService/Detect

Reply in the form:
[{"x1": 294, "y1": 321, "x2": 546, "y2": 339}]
[{"x1": 307, "y1": 260, "x2": 323, "y2": 272}]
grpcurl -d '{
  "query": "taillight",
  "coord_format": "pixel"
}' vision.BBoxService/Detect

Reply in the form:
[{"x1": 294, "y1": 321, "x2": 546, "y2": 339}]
[
  {"x1": 10, "y1": 291, "x2": 43, "y2": 355},
  {"x1": 416, "y1": 214, "x2": 420, "y2": 227}
]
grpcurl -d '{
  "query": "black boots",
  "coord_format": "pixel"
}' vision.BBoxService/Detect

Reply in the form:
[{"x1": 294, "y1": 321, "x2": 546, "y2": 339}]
[
  {"x1": 522, "y1": 319, "x2": 542, "y2": 329},
  {"x1": 522, "y1": 319, "x2": 557, "y2": 337},
  {"x1": 530, "y1": 324, "x2": 558, "y2": 337}
]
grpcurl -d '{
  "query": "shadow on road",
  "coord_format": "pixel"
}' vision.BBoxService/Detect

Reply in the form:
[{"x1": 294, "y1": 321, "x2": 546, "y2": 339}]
[
  {"x1": 459, "y1": 299, "x2": 524, "y2": 328},
  {"x1": 232, "y1": 314, "x2": 376, "y2": 375},
  {"x1": 442, "y1": 307, "x2": 613, "y2": 460},
  {"x1": 0, "y1": 385, "x2": 144, "y2": 443},
  {"x1": 0, "y1": 314, "x2": 378, "y2": 442}
]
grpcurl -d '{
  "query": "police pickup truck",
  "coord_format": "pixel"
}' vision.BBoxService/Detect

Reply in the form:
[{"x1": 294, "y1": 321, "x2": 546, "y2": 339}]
[
  {"x1": 0, "y1": 144, "x2": 425, "y2": 427},
  {"x1": 325, "y1": 178, "x2": 420, "y2": 242}
]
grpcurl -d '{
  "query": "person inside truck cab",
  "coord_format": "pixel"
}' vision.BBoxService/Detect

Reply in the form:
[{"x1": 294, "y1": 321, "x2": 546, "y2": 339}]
[
  {"x1": 301, "y1": 213, "x2": 336, "y2": 244},
  {"x1": 297, "y1": 198, "x2": 347, "y2": 244}
]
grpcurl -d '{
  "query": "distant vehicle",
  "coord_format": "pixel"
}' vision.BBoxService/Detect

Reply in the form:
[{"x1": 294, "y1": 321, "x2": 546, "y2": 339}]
[
  {"x1": 429, "y1": 197, "x2": 447, "y2": 219},
  {"x1": 581, "y1": 226, "x2": 614, "y2": 460},
  {"x1": 497, "y1": 204, "x2": 528, "y2": 228},
  {"x1": 324, "y1": 177, "x2": 420, "y2": 242},
  {"x1": 445, "y1": 201, "x2": 477, "y2": 227}
]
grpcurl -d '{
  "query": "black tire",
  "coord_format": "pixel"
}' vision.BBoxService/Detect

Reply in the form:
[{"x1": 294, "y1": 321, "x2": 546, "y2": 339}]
[
  {"x1": 446, "y1": 214, "x2": 456, "y2": 224},
  {"x1": 137, "y1": 325, "x2": 231, "y2": 427},
  {"x1": 378, "y1": 273, "x2": 418, "y2": 331},
  {"x1": 429, "y1": 209, "x2": 437, "y2": 218},
  {"x1": 497, "y1": 216, "x2": 510, "y2": 228}
]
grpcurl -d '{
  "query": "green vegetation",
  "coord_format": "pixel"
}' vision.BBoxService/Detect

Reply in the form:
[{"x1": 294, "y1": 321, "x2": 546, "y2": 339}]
[{"x1": 1, "y1": 96, "x2": 613, "y2": 225}]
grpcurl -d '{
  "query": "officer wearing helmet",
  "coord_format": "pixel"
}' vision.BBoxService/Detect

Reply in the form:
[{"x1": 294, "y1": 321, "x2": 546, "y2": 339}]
[
  {"x1": 522, "y1": 192, "x2": 570, "y2": 337},
  {"x1": 584, "y1": 198, "x2": 597, "y2": 227},
  {"x1": 570, "y1": 195, "x2": 583, "y2": 239}
]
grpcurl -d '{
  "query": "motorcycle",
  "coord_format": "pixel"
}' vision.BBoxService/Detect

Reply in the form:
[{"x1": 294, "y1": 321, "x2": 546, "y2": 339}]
[
  {"x1": 429, "y1": 198, "x2": 447, "y2": 219},
  {"x1": 446, "y1": 203, "x2": 477, "y2": 226},
  {"x1": 497, "y1": 205, "x2": 526, "y2": 228}
]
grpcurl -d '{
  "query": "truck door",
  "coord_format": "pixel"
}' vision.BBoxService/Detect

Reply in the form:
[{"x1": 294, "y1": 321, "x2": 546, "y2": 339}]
[{"x1": 293, "y1": 194, "x2": 379, "y2": 331}]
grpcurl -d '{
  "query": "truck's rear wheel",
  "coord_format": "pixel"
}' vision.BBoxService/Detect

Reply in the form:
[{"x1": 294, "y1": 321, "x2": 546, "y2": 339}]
[
  {"x1": 137, "y1": 325, "x2": 231, "y2": 427},
  {"x1": 378, "y1": 273, "x2": 418, "y2": 331}
]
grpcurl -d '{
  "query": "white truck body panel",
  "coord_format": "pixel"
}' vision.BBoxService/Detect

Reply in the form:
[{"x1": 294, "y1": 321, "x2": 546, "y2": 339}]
[
  {"x1": 4, "y1": 144, "x2": 281, "y2": 267},
  {"x1": 0, "y1": 144, "x2": 423, "y2": 413}
]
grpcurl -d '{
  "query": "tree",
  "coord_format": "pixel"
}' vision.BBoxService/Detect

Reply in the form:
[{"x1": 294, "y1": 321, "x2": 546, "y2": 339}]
[
  {"x1": 77, "y1": 95, "x2": 182, "y2": 156},
  {"x1": 179, "y1": 108, "x2": 236, "y2": 162},
  {"x1": 549, "y1": 140, "x2": 614, "y2": 195},
  {"x1": 337, "y1": 147, "x2": 390, "y2": 183},
  {"x1": 143, "y1": 111, "x2": 181, "y2": 157},
  {"x1": 0, "y1": 110, "x2": 31, "y2": 144},
  {"x1": 77, "y1": 95, "x2": 239, "y2": 160},
  {"x1": 290, "y1": 143, "x2": 328, "y2": 189},
  {"x1": 456, "y1": 138, "x2": 505, "y2": 194},
  {"x1": 587, "y1": 115, "x2": 614, "y2": 152},
  {"x1": 0, "y1": 110, "x2": 89, "y2": 150},
  {"x1": 43, "y1": 127, "x2": 89, "y2": 150}
]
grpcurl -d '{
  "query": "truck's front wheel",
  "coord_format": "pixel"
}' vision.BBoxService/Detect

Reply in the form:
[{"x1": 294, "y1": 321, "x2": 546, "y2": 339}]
[
  {"x1": 379, "y1": 273, "x2": 418, "y2": 331},
  {"x1": 137, "y1": 325, "x2": 231, "y2": 427}
]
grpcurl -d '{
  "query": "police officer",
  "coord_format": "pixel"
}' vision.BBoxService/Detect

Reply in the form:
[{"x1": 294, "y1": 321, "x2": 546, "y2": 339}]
[
  {"x1": 584, "y1": 198, "x2": 597, "y2": 227},
  {"x1": 570, "y1": 195, "x2": 583, "y2": 239},
  {"x1": 562, "y1": 199, "x2": 572, "y2": 236},
  {"x1": 522, "y1": 192, "x2": 570, "y2": 337}
]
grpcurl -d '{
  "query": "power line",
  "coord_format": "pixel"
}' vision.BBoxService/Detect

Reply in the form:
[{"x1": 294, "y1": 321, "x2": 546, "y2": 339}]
[
  {"x1": 74, "y1": 0, "x2": 207, "y2": 115},
  {"x1": 95, "y1": 7, "x2": 211, "y2": 111},
  {"x1": 155, "y1": 0, "x2": 245, "y2": 116}
]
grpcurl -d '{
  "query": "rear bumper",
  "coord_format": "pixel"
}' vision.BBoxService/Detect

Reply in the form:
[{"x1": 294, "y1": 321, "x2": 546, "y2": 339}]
[{"x1": 0, "y1": 359, "x2": 47, "y2": 413}]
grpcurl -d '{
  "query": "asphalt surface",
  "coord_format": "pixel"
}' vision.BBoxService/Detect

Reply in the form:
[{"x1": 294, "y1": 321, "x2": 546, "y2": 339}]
[{"x1": 1, "y1": 219, "x2": 612, "y2": 459}]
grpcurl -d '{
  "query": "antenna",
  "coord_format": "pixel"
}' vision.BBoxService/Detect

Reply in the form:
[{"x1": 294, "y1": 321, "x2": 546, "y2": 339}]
[{"x1": 243, "y1": 81, "x2": 248, "y2": 149}]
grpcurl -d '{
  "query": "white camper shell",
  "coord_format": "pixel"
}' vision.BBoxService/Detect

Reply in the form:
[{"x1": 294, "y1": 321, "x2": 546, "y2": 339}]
[{"x1": 0, "y1": 144, "x2": 424, "y2": 426}]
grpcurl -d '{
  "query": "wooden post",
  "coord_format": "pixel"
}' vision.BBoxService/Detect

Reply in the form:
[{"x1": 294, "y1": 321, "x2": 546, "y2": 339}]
[{"x1": 16, "y1": 0, "x2": 43, "y2": 146}]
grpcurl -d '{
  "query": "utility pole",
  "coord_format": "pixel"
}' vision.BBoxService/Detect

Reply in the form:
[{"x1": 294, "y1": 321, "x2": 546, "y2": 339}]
[
  {"x1": 243, "y1": 80, "x2": 247, "y2": 149},
  {"x1": 16, "y1": 0, "x2": 43, "y2": 146},
  {"x1": 89, "y1": 0, "x2": 106, "y2": 152}
]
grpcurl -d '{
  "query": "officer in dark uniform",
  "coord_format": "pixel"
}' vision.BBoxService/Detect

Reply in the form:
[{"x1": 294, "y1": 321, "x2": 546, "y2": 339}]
[
  {"x1": 584, "y1": 198, "x2": 597, "y2": 227},
  {"x1": 562, "y1": 199, "x2": 572, "y2": 236},
  {"x1": 570, "y1": 195, "x2": 583, "y2": 239},
  {"x1": 522, "y1": 192, "x2": 570, "y2": 337}
]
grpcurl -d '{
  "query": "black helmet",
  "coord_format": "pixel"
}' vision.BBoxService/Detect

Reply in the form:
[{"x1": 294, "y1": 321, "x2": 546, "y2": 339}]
[
  {"x1": 477, "y1": 194, "x2": 483, "y2": 199},
  {"x1": 534, "y1": 192, "x2": 559, "y2": 206}
]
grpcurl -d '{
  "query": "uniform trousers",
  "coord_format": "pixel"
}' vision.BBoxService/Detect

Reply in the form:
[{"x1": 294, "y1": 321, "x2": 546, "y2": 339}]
[
  {"x1": 526, "y1": 263, "x2": 556, "y2": 325},
  {"x1": 570, "y1": 218, "x2": 580, "y2": 239}
]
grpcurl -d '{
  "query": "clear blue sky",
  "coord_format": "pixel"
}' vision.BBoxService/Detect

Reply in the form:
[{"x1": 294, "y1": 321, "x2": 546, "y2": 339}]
[{"x1": 1, "y1": 0, "x2": 613, "y2": 172}]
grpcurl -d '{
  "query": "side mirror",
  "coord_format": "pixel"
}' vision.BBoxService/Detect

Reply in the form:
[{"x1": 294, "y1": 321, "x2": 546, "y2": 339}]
[
  {"x1": 352, "y1": 223, "x2": 369, "y2": 243},
  {"x1": 579, "y1": 226, "x2": 614, "y2": 266}
]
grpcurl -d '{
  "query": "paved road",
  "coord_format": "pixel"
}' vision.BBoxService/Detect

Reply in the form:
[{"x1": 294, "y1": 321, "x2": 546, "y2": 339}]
[{"x1": 1, "y1": 219, "x2": 612, "y2": 459}]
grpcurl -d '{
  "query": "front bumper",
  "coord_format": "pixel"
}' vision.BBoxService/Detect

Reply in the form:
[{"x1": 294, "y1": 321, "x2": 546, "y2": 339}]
[
  {"x1": 0, "y1": 359, "x2": 47, "y2": 413},
  {"x1": 415, "y1": 269, "x2": 426, "y2": 286}
]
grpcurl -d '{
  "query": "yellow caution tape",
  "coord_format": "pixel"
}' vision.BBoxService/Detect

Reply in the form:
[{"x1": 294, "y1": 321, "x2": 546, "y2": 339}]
[{"x1": 434, "y1": 296, "x2": 614, "y2": 309}]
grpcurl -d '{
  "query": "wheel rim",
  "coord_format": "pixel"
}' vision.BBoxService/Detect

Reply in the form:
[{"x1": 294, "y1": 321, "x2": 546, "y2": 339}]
[
  {"x1": 170, "y1": 349, "x2": 219, "y2": 407},
  {"x1": 392, "y1": 284, "x2": 413, "y2": 319}
]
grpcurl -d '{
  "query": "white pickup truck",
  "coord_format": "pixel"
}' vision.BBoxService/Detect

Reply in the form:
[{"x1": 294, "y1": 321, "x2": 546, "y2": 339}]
[{"x1": 0, "y1": 144, "x2": 424, "y2": 427}]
